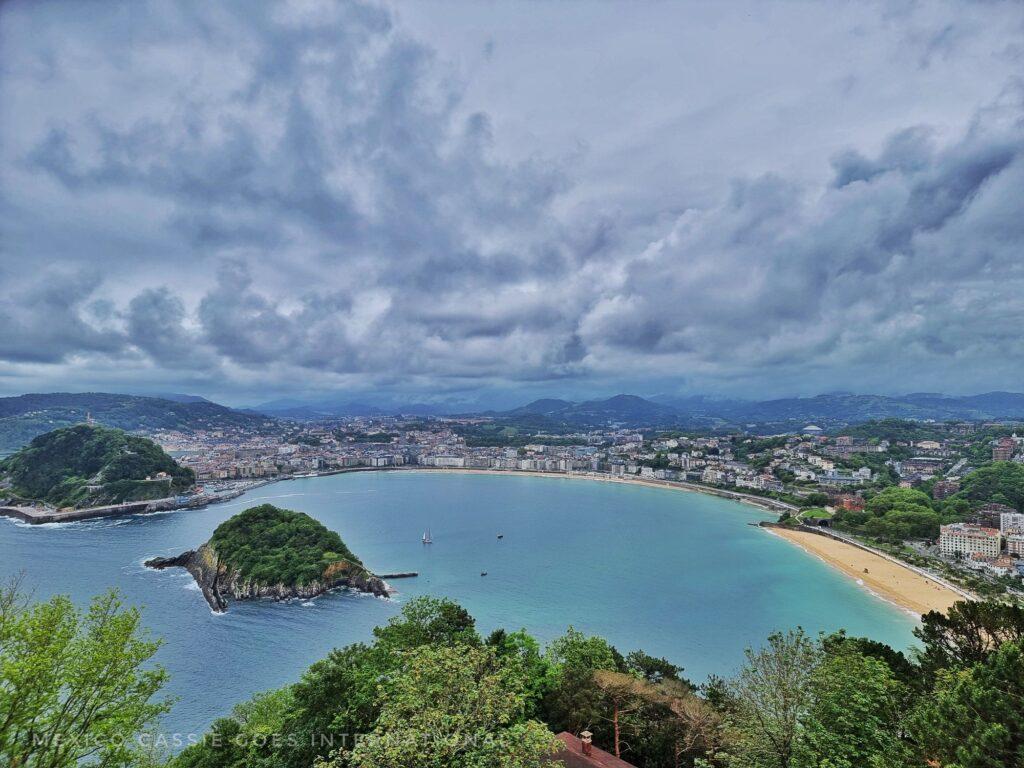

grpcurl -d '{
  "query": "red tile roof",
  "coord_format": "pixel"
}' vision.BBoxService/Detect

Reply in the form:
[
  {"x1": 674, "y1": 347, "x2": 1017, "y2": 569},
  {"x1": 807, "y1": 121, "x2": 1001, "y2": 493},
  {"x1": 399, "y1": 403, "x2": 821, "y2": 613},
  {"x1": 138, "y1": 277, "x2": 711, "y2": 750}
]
[{"x1": 546, "y1": 732, "x2": 639, "y2": 768}]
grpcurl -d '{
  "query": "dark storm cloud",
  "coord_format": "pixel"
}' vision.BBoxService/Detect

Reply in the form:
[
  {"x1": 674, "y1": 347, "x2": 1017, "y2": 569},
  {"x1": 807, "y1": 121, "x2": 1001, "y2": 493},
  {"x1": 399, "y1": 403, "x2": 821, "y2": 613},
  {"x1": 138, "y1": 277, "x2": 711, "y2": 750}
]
[
  {"x1": 0, "y1": 270, "x2": 125, "y2": 363},
  {"x1": 1, "y1": 0, "x2": 1023, "y2": 401}
]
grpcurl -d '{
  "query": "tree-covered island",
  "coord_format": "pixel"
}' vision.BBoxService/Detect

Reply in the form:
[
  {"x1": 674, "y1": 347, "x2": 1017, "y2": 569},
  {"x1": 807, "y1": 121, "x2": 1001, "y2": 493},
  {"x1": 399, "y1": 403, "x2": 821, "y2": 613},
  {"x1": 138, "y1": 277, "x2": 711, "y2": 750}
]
[
  {"x1": 0, "y1": 424, "x2": 194, "y2": 509},
  {"x1": 145, "y1": 504, "x2": 389, "y2": 612}
]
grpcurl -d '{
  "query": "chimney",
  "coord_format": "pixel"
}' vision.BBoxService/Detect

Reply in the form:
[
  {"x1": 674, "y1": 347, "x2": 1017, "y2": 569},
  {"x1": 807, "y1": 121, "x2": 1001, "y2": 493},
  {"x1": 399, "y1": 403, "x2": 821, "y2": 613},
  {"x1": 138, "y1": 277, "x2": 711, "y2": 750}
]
[{"x1": 580, "y1": 730, "x2": 593, "y2": 757}]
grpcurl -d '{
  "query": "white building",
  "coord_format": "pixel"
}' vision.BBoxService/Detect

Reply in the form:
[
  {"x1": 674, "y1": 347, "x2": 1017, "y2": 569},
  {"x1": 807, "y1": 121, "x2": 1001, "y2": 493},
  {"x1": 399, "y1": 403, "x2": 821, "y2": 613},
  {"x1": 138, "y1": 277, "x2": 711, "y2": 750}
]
[
  {"x1": 1006, "y1": 533, "x2": 1024, "y2": 556},
  {"x1": 999, "y1": 512, "x2": 1024, "y2": 534},
  {"x1": 432, "y1": 455, "x2": 465, "y2": 468},
  {"x1": 939, "y1": 523, "x2": 1001, "y2": 559}
]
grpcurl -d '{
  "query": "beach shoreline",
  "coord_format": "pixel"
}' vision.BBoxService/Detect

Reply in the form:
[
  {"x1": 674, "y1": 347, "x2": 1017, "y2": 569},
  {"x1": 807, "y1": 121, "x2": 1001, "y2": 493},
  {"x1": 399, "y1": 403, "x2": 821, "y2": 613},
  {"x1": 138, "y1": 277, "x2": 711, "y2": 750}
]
[
  {"x1": 767, "y1": 527, "x2": 966, "y2": 616},
  {"x1": 402, "y1": 467, "x2": 796, "y2": 514}
]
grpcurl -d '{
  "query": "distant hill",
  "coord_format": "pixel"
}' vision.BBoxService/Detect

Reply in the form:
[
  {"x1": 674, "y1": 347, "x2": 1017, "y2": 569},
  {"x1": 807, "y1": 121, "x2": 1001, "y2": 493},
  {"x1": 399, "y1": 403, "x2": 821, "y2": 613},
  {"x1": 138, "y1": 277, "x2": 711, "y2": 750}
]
[
  {"x1": 506, "y1": 398, "x2": 575, "y2": 416},
  {"x1": 502, "y1": 391, "x2": 1024, "y2": 430},
  {"x1": 251, "y1": 398, "x2": 458, "y2": 419},
  {"x1": 503, "y1": 394, "x2": 686, "y2": 427},
  {"x1": 0, "y1": 392, "x2": 275, "y2": 453},
  {"x1": 0, "y1": 424, "x2": 194, "y2": 509},
  {"x1": 697, "y1": 392, "x2": 1024, "y2": 426},
  {"x1": 142, "y1": 392, "x2": 212, "y2": 404},
  {"x1": 251, "y1": 400, "x2": 387, "y2": 419}
]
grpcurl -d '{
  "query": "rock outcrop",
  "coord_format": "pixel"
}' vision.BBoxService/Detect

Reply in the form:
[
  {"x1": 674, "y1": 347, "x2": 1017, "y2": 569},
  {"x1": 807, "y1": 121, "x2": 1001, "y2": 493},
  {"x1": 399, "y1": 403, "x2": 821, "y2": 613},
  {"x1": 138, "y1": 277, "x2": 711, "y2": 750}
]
[{"x1": 145, "y1": 543, "x2": 389, "y2": 613}]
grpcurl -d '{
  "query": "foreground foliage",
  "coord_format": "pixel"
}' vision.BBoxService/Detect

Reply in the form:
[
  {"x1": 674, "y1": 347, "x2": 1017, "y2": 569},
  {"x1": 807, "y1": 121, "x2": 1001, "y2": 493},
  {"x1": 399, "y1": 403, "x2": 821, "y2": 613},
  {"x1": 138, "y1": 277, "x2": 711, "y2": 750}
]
[
  {"x1": 6, "y1": 581, "x2": 1024, "y2": 768},
  {"x1": 0, "y1": 582, "x2": 168, "y2": 768}
]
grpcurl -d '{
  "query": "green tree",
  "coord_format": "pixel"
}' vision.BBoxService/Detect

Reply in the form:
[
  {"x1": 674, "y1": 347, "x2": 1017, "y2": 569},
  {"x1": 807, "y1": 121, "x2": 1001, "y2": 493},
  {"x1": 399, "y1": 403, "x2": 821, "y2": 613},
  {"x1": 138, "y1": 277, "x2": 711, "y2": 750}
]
[
  {"x1": 371, "y1": 595, "x2": 479, "y2": 652},
  {"x1": 274, "y1": 644, "x2": 379, "y2": 768},
  {"x1": 820, "y1": 632, "x2": 919, "y2": 692},
  {"x1": 0, "y1": 424, "x2": 193, "y2": 508},
  {"x1": 794, "y1": 648, "x2": 912, "y2": 768},
  {"x1": 541, "y1": 627, "x2": 621, "y2": 736},
  {"x1": 174, "y1": 689, "x2": 293, "y2": 768},
  {"x1": 625, "y1": 649, "x2": 688, "y2": 686},
  {"x1": 914, "y1": 600, "x2": 1024, "y2": 676},
  {"x1": 340, "y1": 644, "x2": 558, "y2": 768},
  {"x1": 486, "y1": 629, "x2": 551, "y2": 719},
  {"x1": 910, "y1": 641, "x2": 1024, "y2": 768},
  {"x1": 957, "y1": 461, "x2": 1024, "y2": 511},
  {"x1": 864, "y1": 486, "x2": 933, "y2": 515},
  {"x1": 726, "y1": 629, "x2": 820, "y2": 768},
  {"x1": 208, "y1": 505, "x2": 366, "y2": 588},
  {"x1": 0, "y1": 584, "x2": 169, "y2": 768}
]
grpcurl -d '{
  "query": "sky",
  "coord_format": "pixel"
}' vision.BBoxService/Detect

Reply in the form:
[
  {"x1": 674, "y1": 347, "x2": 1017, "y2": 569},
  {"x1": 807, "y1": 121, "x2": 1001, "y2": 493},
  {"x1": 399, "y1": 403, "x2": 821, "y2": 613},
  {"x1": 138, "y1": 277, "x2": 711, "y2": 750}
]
[{"x1": 1, "y1": 0, "x2": 1023, "y2": 409}]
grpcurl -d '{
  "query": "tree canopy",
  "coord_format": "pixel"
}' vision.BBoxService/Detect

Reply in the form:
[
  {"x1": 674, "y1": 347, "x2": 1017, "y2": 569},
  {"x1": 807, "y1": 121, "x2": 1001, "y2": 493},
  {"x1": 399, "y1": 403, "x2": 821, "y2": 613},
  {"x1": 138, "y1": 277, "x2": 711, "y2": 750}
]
[
  {"x1": 0, "y1": 424, "x2": 193, "y2": 508},
  {"x1": 208, "y1": 505, "x2": 365, "y2": 588},
  {"x1": 0, "y1": 583, "x2": 169, "y2": 768},
  {"x1": 956, "y1": 461, "x2": 1024, "y2": 511},
  {"x1": 11, "y1": 580, "x2": 1024, "y2": 768},
  {"x1": 834, "y1": 486, "x2": 944, "y2": 541}
]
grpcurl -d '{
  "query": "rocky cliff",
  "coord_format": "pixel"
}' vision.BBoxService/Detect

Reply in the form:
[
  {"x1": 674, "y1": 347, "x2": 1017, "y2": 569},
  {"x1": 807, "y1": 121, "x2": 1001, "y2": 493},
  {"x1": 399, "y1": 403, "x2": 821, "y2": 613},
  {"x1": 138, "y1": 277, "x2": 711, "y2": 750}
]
[{"x1": 145, "y1": 543, "x2": 390, "y2": 613}]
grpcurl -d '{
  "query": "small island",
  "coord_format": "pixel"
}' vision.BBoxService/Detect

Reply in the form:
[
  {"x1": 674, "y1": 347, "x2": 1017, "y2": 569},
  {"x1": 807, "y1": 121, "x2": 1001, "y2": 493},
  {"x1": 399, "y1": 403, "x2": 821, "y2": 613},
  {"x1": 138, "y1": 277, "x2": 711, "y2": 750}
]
[{"x1": 146, "y1": 504, "x2": 390, "y2": 612}]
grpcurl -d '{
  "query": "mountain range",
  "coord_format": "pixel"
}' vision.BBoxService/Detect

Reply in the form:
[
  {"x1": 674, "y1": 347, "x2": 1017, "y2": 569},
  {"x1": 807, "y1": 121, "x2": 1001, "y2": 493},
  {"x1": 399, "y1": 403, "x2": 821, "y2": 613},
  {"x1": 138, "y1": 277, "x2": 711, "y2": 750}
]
[
  {"x1": 4, "y1": 390, "x2": 1024, "y2": 454},
  {"x1": 502, "y1": 391, "x2": 1024, "y2": 429},
  {"x1": 253, "y1": 389, "x2": 1024, "y2": 428}
]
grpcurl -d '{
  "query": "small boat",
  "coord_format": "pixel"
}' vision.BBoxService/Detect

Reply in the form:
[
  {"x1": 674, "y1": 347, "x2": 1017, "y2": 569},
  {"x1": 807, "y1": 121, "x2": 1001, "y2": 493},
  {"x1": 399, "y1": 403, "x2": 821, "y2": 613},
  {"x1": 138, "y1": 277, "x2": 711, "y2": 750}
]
[
  {"x1": 497, "y1": 534, "x2": 504, "y2": 540},
  {"x1": 480, "y1": 571, "x2": 488, "y2": 576},
  {"x1": 422, "y1": 529, "x2": 432, "y2": 544}
]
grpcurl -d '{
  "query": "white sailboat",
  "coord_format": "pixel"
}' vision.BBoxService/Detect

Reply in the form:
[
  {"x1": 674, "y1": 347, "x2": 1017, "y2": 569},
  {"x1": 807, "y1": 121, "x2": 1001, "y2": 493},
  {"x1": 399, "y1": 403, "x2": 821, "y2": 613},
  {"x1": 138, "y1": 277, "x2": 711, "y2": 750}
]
[{"x1": 422, "y1": 528, "x2": 432, "y2": 544}]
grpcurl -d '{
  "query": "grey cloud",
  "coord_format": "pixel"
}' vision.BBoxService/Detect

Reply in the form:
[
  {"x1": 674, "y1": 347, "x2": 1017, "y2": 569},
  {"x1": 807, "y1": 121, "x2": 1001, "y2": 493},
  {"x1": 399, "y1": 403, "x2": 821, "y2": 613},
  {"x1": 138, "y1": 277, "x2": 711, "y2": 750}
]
[
  {"x1": 0, "y1": 271, "x2": 126, "y2": 363},
  {"x1": 2, "y1": 0, "x2": 1024, "y2": 400},
  {"x1": 578, "y1": 94, "x2": 1024, "y2": 389},
  {"x1": 126, "y1": 288, "x2": 215, "y2": 370}
]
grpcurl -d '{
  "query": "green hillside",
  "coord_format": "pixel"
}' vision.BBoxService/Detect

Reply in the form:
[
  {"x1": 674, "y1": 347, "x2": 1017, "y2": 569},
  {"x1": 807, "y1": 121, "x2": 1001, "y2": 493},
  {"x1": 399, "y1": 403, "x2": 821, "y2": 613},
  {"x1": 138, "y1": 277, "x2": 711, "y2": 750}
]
[
  {"x1": 209, "y1": 504, "x2": 365, "y2": 587},
  {"x1": 0, "y1": 424, "x2": 194, "y2": 508},
  {"x1": 0, "y1": 392, "x2": 275, "y2": 454}
]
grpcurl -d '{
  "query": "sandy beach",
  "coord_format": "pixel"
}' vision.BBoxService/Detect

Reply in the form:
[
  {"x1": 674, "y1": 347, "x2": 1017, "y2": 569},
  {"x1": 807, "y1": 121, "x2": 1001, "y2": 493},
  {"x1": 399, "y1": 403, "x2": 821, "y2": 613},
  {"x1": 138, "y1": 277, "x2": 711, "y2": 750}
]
[{"x1": 770, "y1": 528, "x2": 966, "y2": 616}]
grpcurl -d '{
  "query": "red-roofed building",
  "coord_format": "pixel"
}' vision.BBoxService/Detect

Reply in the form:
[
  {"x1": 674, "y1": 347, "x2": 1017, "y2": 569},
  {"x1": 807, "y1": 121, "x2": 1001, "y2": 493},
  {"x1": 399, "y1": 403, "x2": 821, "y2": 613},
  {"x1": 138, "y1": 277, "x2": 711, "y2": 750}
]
[{"x1": 546, "y1": 732, "x2": 639, "y2": 768}]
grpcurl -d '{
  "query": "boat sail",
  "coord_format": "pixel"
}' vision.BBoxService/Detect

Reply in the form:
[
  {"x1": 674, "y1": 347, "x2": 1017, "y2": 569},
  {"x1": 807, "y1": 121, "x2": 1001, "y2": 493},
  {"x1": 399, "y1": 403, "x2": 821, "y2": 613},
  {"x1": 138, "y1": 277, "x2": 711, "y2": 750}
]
[{"x1": 422, "y1": 528, "x2": 432, "y2": 544}]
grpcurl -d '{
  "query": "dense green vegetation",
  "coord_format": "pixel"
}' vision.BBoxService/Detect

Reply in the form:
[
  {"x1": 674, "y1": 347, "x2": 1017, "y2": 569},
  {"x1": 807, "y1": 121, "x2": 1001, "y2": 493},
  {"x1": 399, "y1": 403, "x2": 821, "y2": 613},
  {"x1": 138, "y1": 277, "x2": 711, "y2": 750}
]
[
  {"x1": 452, "y1": 421, "x2": 581, "y2": 447},
  {"x1": 838, "y1": 419, "x2": 956, "y2": 443},
  {"x1": 955, "y1": 461, "x2": 1024, "y2": 511},
  {"x1": 0, "y1": 583, "x2": 169, "y2": 768},
  {"x1": 4, "y1": 583, "x2": 1024, "y2": 768},
  {"x1": 0, "y1": 425, "x2": 194, "y2": 508},
  {"x1": 833, "y1": 487, "x2": 948, "y2": 541},
  {"x1": 208, "y1": 505, "x2": 365, "y2": 587}
]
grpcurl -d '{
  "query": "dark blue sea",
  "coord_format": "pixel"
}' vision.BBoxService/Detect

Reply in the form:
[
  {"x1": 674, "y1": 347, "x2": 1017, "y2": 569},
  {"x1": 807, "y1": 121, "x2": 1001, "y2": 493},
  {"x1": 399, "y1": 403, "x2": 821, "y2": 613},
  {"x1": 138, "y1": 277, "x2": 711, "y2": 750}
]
[{"x1": 0, "y1": 471, "x2": 916, "y2": 739}]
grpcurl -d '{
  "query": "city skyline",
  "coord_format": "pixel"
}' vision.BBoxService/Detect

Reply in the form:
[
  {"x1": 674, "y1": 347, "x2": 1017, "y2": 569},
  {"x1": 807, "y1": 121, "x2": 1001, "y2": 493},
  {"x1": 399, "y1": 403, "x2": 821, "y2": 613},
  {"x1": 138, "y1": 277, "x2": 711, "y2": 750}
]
[{"x1": 3, "y1": 1, "x2": 1024, "y2": 405}]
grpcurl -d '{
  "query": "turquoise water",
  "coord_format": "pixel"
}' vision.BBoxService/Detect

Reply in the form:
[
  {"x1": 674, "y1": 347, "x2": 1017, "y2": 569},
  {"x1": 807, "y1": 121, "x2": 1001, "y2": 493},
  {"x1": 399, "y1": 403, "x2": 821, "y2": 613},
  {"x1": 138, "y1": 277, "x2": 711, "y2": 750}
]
[{"x1": 0, "y1": 471, "x2": 917, "y2": 739}]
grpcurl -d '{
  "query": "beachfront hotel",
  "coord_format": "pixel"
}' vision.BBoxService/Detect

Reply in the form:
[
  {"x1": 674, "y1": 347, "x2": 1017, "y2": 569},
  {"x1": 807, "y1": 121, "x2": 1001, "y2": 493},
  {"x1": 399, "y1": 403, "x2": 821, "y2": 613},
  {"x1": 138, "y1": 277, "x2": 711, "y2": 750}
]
[{"x1": 939, "y1": 523, "x2": 1002, "y2": 559}]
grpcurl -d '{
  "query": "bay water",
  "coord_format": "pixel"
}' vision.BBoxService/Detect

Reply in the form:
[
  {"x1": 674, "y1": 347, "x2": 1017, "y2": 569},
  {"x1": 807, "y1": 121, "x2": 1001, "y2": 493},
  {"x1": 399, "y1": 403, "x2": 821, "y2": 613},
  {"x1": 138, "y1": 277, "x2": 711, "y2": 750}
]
[{"x1": 0, "y1": 471, "x2": 917, "y2": 739}]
